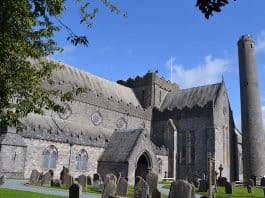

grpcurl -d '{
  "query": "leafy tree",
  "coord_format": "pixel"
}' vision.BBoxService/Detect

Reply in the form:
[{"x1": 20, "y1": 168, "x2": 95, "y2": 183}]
[
  {"x1": 196, "y1": 0, "x2": 235, "y2": 19},
  {"x1": 0, "y1": 0, "x2": 125, "y2": 130}
]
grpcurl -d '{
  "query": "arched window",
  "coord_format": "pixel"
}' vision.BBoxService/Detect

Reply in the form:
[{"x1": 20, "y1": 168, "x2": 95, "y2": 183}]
[
  {"x1": 42, "y1": 145, "x2": 58, "y2": 169},
  {"x1": 76, "y1": 149, "x2": 88, "y2": 171}
]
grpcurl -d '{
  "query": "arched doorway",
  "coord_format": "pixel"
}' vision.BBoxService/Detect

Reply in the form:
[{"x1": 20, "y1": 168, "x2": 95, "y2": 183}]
[{"x1": 135, "y1": 152, "x2": 152, "y2": 182}]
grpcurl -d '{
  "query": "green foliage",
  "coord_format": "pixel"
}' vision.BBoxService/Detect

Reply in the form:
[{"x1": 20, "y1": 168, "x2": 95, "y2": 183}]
[
  {"x1": 0, "y1": 0, "x2": 125, "y2": 130},
  {"x1": 0, "y1": 188, "x2": 66, "y2": 198},
  {"x1": 196, "y1": 0, "x2": 236, "y2": 19}
]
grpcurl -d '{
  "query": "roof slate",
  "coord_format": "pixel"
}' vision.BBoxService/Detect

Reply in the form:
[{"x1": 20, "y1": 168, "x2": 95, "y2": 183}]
[{"x1": 160, "y1": 83, "x2": 222, "y2": 111}]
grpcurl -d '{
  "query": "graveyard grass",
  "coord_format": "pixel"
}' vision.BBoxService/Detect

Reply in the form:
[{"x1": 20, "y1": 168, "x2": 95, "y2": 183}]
[
  {"x1": 197, "y1": 186, "x2": 265, "y2": 198},
  {"x1": 0, "y1": 188, "x2": 66, "y2": 198}
]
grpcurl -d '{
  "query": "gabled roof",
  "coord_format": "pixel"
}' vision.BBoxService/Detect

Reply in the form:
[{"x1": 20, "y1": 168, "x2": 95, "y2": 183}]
[
  {"x1": 98, "y1": 129, "x2": 143, "y2": 163},
  {"x1": 52, "y1": 63, "x2": 141, "y2": 107},
  {"x1": 160, "y1": 83, "x2": 222, "y2": 111}
]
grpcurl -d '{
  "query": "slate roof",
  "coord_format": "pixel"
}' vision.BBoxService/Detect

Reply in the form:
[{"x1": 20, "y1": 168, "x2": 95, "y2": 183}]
[
  {"x1": 0, "y1": 132, "x2": 26, "y2": 147},
  {"x1": 160, "y1": 83, "x2": 222, "y2": 111},
  {"x1": 52, "y1": 63, "x2": 141, "y2": 107},
  {"x1": 98, "y1": 129, "x2": 143, "y2": 163}
]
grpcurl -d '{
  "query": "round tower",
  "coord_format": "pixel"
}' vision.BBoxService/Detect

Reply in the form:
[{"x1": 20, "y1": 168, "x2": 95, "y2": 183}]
[{"x1": 237, "y1": 35, "x2": 265, "y2": 182}]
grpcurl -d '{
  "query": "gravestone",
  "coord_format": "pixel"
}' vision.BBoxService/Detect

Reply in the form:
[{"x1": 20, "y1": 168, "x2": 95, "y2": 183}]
[
  {"x1": 60, "y1": 166, "x2": 69, "y2": 185},
  {"x1": 260, "y1": 177, "x2": 265, "y2": 187},
  {"x1": 41, "y1": 171, "x2": 52, "y2": 186},
  {"x1": 0, "y1": 175, "x2": 5, "y2": 185},
  {"x1": 152, "y1": 188, "x2": 161, "y2": 198},
  {"x1": 78, "y1": 175, "x2": 87, "y2": 188},
  {"x1": 87, "y1": 175, "x2": 92, "y2": 185},
  {"x1": 247, "y1": 179, "x2": 254, "y2": 193},
  {"x1": 224, "y1": 182, "x2": 232, "y2": 194},
  {"x1": 168, "y1": 179, "x2": 193, "y2": 198},
  {"x1": 198, "y1": 179, "x2": 208, "y2": 192},
  {"x1": 64, "y1": 174, "x2": 74, "y2": 189},
  {"x1": 134, "y1": 177, "x2": 149, "y2": 198},
  {"x1": 29, "y1": 169, "x2": 41, "y2": 185},
  {"x1": 101, "y1": 174, "x2": 117, "y2": 198},
  {"x1": 37, "y1": 173, "x2": 44, "y2": 186},
  {"x1": 192, "y1": 177, "x2": 200, "y2": 188},
  {"x1": 69, "y1": 183, "x2": 82, "y2": 198},
  {"x1": 116, "y1": 177, "x2": 128, "y2": 197},
  {"x1": 93, "y1": 173, "x2": 101, "y2": 189},
  {"x1": 146, "y1": 172, "x2": 158, "y2": 195}
]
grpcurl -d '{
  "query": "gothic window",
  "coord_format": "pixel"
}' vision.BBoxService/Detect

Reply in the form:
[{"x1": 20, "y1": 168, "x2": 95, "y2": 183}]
[
  {"x1": 42, "y1": 145, "x2": 58, "y2": 169},
  {"x1": 178, "y1": 131, "x2": 195, "y2": 165},
  {"x1": 76, "y1": 149, "x2": 88, "y2": 171}
]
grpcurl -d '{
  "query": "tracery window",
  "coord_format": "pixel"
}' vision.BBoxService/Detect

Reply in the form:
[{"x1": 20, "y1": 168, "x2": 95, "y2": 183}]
[
  {"x1": 76, "y1": 149, "x2": 88, "y2": 171},
  {"x1": 178, "y1": 131, "x2": 195, "y2": 165},
  {"x1": 42, "y1": 145, "x2": 58, "y2": 169}
]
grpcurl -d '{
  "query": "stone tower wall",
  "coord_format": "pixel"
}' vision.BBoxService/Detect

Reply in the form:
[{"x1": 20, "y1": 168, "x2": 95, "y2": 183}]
[{"x1": 238, "y1": 35, "x2": 265, "y2": 181}]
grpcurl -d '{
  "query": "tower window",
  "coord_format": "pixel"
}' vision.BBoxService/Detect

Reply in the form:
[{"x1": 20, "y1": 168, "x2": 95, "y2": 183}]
[{"x1": 159, "y1": 91, "x2": 162, "y2": 102}]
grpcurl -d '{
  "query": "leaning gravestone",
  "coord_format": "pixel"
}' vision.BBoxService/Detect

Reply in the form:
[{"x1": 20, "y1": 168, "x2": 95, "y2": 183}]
[
  {"x1": 152, "y1": 188, "x2": 161, "y2": 198},
  {"x1": 78, "y1": 175, "x2": 87, "y2": 188},
  {"x1": 146, "y1": 172, "x2": 158, "y2": 195},
  {"x1": 64, "y1": 174, "x2": 73, "y2": 189},
  {"x1": 29, "y1": 169, "x2": 41, "y2": 185},
  {"x1": 260, "y1": 177, "x2": 265, "y2": 187},
  {"x1": 198, "y1": 179, "x2": 208, "y2": 192},
  {"x1": 101, "y1": 174, "x2": 117, "y2": 198},
  {"x1": 93, "y1": 173, "x2": 101, "y2": 189},
  {"x1": 69, "y1": 183, "x2": 82, "y2": 198},
  {"x1": 41, "y1": 171, "x2": 52, "y2": 187},
  {"x1": 224, "y1": 181, "x2": 232, "y2": 194},
  {"x1": 168, "y1": 179, "x2": 193, "y2": 198},
  {"x1": 134, "y1": 177, "x2": 149, "y2": 198},
  {"x1": 87, "y1": 175, "x2": 92, "y2": 185},
  {"x1": 0, "y1": 175, "x2": 5, "y2": 185},
  {"x1": 60, "y1": 166, "x2": 69, "y2": 185},
  {"x1": 116, "y1": 177, "x2": 128, "y2": 197}
]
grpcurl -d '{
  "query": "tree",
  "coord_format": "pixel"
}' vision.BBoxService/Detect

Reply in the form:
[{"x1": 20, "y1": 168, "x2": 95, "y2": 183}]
[
  {"x1": 0, "y1": 0, "x2": 125, "y2": 130},
  {"x1": 196, "y1": 0, "x2": 236, "y2": 19}
]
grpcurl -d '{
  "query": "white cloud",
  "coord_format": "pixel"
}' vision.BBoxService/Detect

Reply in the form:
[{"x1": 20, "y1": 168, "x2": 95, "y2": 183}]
[
  {"x1": 256, "y1": 30, "x2": 265, "y2": 53},
  {"x1": 166, "y1": 55, "x2": 230, "y2": 88},
  {"x1": 51, "y1": 45, "x2": 76, "y2": 63}
]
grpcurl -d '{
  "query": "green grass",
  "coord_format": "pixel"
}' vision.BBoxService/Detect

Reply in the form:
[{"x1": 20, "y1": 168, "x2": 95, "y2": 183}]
[
  {"x1": 197, "y1": 186, "x2": 265, "y2": 198},
  {"x1": 0, "y1": 188, "x2": 66, "y2": 198},
  {"x1": 84, "y1": 185, "x2": 102, "y2": 194}
]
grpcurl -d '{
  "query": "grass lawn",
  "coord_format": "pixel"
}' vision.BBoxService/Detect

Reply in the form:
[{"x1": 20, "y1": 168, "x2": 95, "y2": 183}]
[
  {"x1": 197, "y1": 186, "x2": 265, "y2": 198},
  {"x1": 0, "y1": 188, "x2": 66, "y2": 198}
]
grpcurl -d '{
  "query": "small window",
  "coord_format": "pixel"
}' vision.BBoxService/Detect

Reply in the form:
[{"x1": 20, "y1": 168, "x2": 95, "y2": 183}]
[
  {"x1": 42, "y1": 145, "x2": 58, "y2": 169},
  {"x1": 76, "y1": 149, "x2": 88, "y2": 172},
  {"x1": 142, "y1": 90, "x2": 145, "y2": 102}
]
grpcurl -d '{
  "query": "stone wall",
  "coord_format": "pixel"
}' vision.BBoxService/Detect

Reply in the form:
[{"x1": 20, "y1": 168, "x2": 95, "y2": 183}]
[
  {"x1": 23, "y1": 138, "x2": 104, "y2": 179},
  {"x1": 156, "y1": 154, "x2": 168, "y2": 180}
]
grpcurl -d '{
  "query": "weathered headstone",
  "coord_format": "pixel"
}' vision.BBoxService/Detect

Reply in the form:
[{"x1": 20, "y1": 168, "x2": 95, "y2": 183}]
[
  {"x1": 224, "y1": 181, "x2": 232, "y2": 194},
  {"x1": 134, "y1": 177, "x2": 149, "y2": 198},
  {"x1": 93, "y1": 173, "x2": 101, "y2": 189},
  {"x1": 152, "y1": 188, "x2": 161, "y2": 198},
  {"x1": 64, "y1": 174, "x2": 74, "y2": 189},
  {"x1": 87, "y1": 175, "x2": 92, "y2": 185},
  {"x1": 0, "y1": 175, "x2": 5, "y2": 185},
  {"x1": 260, "y1": 177, "x2": 265, "y2": 187},
  {"x1": 247, "y1": 179, "x2": 254, "y2": 193},
  {"x1": 192, "y1": 177, "x2": 200, "y2": 188},
  {"x1": 37, "y1": 173, "x2": 44, "y2": 186},
  {"x1": 146, "y1": 172, "x2": 158, "y2": 195},
  {"x1": 69, "y1": 183, "x2": 82, "y2": 198},
  {"x1": 101, "y1": 174, "x2": 117, "y2": 198},
  {"x1": 60, "y1": 166, "x2": 69, "y2": 185},
  {"x1": 198, "y1": 179, "x2": 208, "y2": 192},
  {"x1": 29, "y1": 169, "x2": 41, "y2": 185},
  {"x1": 168, "y1": 179, "x2": 193, "y2": 198},
  {"x1": 78, "y1": 175, "x2": 87, "y2": 188},
  {"x1": 116, "y1": 177, "x2": 128, "y2": 197},
  {"x1": 41, "y1": 171, "x2": 52, "y2": 186}
]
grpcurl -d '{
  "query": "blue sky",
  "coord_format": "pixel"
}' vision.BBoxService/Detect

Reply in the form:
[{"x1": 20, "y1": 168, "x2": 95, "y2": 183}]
[{"x1": 52, "y1": 1, "x2": 265, "y2": 130}]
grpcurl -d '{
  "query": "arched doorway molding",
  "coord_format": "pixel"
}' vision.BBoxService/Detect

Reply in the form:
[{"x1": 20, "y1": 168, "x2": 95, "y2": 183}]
[{"x1": 135, "y1": 150, "x2": 153, "y2": 182}]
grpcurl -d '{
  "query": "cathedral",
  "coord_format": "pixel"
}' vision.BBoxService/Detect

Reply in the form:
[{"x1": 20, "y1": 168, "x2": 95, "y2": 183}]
[{"x1": 0, "y1": 62, "x2": 242, "y2": 184}]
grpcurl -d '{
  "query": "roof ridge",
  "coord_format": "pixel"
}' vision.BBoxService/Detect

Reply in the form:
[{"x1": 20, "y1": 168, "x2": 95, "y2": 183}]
[{"x1": 177, "y1": 82, "x2": 222, "y2": 92}]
